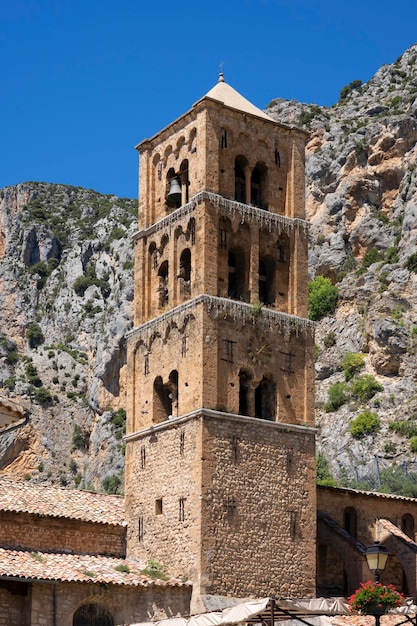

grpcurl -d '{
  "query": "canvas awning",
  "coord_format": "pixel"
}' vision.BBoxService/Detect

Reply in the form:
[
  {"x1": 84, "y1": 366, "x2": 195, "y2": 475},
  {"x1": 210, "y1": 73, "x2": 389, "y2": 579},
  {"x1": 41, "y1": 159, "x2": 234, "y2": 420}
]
[{"x1": 130, "y1": 596, "x2": 417, "y2": 626}]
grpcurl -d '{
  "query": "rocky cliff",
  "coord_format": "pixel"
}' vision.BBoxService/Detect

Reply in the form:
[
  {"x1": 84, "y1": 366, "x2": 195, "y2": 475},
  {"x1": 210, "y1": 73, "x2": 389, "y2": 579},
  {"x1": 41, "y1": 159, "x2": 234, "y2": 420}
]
[
  {"x1": 268, "y1": 43, "x2": 417, "y2": 491},
  {"x1": 0, "y1": 183, "x2": 136, "y2": 491},
  {"x1": 2, "y1": 44, "x2": 417, "y2": 493}
]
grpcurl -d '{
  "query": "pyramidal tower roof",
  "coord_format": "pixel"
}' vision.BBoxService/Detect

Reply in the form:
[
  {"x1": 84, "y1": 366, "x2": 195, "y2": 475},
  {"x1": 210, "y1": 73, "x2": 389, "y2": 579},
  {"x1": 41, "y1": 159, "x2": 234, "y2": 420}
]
[{"x1": 197, "y1": 73, "x2": 274, "y2": 122}]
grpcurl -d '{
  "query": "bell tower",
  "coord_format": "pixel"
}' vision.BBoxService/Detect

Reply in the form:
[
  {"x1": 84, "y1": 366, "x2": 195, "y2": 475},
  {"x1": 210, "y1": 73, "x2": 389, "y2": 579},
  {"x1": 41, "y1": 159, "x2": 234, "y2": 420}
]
[{"x1": 125, "y1": 74, "x2": 316, "y2": 608}]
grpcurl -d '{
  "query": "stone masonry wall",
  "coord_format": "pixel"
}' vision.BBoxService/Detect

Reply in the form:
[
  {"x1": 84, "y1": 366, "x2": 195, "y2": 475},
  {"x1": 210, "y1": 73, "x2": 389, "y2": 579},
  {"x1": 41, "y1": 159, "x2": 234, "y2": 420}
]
[
  {"x1": 125, "y1": 412, "x2": 316, "y2": 600},
  {"x1": 125, "y1": 414, "x2": 203, "y2": 582},
  {"x1": 200, "y1": 414, "x2": 316, "y2": 598},
  {"x1": 0, "y1": 580, "x2": 191, "y2": 626},
  {"x1": 0, "y1": 512, "x2": 126, "y2": 557}
]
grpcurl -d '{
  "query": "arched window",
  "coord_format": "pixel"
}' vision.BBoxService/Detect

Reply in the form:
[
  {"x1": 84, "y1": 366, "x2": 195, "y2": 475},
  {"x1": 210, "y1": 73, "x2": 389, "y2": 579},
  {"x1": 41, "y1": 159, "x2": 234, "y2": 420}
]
[
  {"x1": 153, "y1": 376, "x2": 172, "y2": 422},
  {"x1": 158, "y1": 261, "x2": 169, "y2": 307},
  {"x1": 254, "y1": 376, "x2": 276, "y2": 420},
  {"x1": 234, "y1": 157, "x2": 247, "y2": 203},
  {"x1": 259, "y1": 255, "x2": 276, "y2": 305},
  {"x1": 73, "y1": 604, "x2": 114, "y2": 626},
  {"x1": 180, "y1": 159, "x2": 189, "y2": 204},
  {"x1": 239, "y1": 370, "x2": 251, "y2": 416},
  {"x1": 251, "y1": 162, "x2": 268, "y2": 209},
  {"x1": 228, "y1": 249, "x2": 246, "y2": 300},
  {"x1": 343, "y1": 507, "x2": 358, "y2": 537},
  {"x1": 402, "y1": 513, "x2": 414, "y2": 539},
  {"x1": 179, "y1": 249, "x2": 191, "y2": 282}
]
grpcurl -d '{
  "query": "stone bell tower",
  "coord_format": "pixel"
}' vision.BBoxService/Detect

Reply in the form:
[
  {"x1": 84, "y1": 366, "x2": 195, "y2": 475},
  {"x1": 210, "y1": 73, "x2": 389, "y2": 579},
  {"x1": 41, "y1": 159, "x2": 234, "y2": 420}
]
[{"x1": 124, "y1": 74, "x2": 316, "y2": 608}]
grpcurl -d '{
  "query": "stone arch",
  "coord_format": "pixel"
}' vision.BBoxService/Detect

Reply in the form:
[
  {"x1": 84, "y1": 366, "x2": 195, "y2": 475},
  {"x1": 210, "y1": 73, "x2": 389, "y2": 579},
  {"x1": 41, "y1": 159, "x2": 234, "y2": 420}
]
[
  {"x1": 239, "y1": 369, "x2": 253, "y2": 417},
  {"x1": 343, "y1": 506, "x2": 358, "y2": 537},
  {"x1": 234, "y1": 155, "x2": 248, "y2": 203},
  {"x1": 164, "y1": 145, "x2": 173, "y2": 163},
  {"x1": 228, "y1": 248, "x2": 246, "y2": 301},
  {"x1": 175, "y1": 135, "x2": 186, "y2": 157},
  {"x1": 160, "y1": 234, "x2": 169, "y2": 254},
  {"x1": 254, "y1": 374, "x2": 276, "y2": 420},
  {"x1": 73, "y1": 603, "x2": 114, "y2": 626},
  {"x1": 259, "y1": 254, "x2": 276, "y2": 305},
  {"x1": 180, "y1": 159, "x2": 189, "y2": 204},
  {"x1": 158, "y1": 261, "x2": 169, "y2": 307},
  {"x1": 251, "y1": 161, "x2": 268, "y2": 209},
  {"x1": 188, "y1": 127, "x2": 197, "y2": 152},
  {"x1": 179, "y1": 248, "x2": 191, "y2": 282},
  {"x1": 402, "y1": 513, "x2": 415, "y2": 539}
]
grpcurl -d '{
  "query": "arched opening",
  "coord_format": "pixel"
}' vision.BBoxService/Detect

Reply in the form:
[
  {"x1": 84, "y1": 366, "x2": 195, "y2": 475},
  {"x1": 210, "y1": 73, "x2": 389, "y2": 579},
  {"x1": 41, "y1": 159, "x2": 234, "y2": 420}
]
[
  {"x1": 259, "y1": 255, "x2": 276, "y2": 305},
  {"x1": 343, "y1": 507, "x2": 358, "y2": 537},
  {"x1": 179, "y1": 249, "x2": 191, "y2": 298},
  {"x1": 179, "y1": 249, "x2": 191, "y2": 281},
  {"x1": 251, "y1": 162, "x2": 268, "y2": 209},
  {"x1": 73, "y1": 603, "x2": 114, "y2": 626},
  {"x1": 180, "y1": 159, "x2": 189, "y2": 204},
  {"x1": 239, "y1": 369, "x2": 252, "y2": 416},
  {"x1": 402, "y1": 513, "x2": 415, "y2": 539},
  {"x1": 234, "y1": 156, "x2": 247, "y2": 203},
  {"x1": 228, "y1": 249, "x2": 246, "y2": 300},
  {"x1": 158, "y1": 261, "x2": 169, "y2": 307},
  {"x1": 254, "y1": 375, "x2": 276, "y2": 420},
  {"x1": 166, "y1": 167, "x2": 181, "y2": 209},
  {"x1": 168, "y1": 370, "x2": 179, "y2": 418},
  {"x1": 153, "y1": 376, "x2": 172, "y2": 422}
]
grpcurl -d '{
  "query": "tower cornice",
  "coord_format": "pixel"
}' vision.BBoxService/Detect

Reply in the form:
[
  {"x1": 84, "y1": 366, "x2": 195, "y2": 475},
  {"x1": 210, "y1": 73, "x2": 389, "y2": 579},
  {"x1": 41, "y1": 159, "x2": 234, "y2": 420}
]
[
  {"x1": 133, "y1": 190, "x2": 310, "y2": 241},
  {"x1": 126, "y1": 294, "x2": 315, "y2": 344},
  {"x1": 124, "y1": 406, "x2": 317, "y2": 444}
]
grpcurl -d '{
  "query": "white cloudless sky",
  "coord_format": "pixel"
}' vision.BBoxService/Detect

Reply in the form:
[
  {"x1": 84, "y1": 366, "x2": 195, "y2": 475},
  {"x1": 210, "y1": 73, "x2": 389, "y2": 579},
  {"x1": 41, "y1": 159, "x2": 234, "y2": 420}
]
[{"x1": 1, "y1": 0, "x2": 416, "y2": 198}]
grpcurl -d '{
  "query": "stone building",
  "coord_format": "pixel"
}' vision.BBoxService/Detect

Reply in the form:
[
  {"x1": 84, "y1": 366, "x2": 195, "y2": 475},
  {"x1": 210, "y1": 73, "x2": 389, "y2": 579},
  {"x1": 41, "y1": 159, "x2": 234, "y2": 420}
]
[
  {"x1": 1, "y1": 76, "x2": 417, "y2": 624},
  {"x1": 124, "y1": 73, "x2": 317, "y2": 610}
]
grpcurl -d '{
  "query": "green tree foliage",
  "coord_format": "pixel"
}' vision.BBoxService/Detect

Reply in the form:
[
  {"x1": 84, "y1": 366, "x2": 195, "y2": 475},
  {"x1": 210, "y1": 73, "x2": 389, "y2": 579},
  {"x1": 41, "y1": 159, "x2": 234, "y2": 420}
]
[
  {"x1": 350, "y1": 374, "x2": 383, "y2": 400},
  {"x1": 342, "y1": 352, "x2": 365, "y2": 381},
  {"x1": 405, "y1": 252, "x2": 417, "y2": 273},
  {"x1": 379, "y1": 466, "x2": 417, "y2": 498},
  {"x1": 308, "y1": 276, "x2": 338, "y2": 321},
  {"x1": 324, "y1": 382, "x2": 349, "y2": 412},
  {"x1": 350, "y1": 410, "x2": 380, "y2": 439},
  {"x1": 33, "y1": 386, "x2": 53, "y2": 405},
  {"x1": 339, "y1": 79, "x2": 363, "y2": 101},
  {"x1": 26, "y1": 323, "x2": 44, "y2": 348},
  {"x1": 102, "y1": 473, "x2": 123, "y2": 494},
  {"x1": 389, "y1": 420, "x2": 417, "y2": 438},
  {"x1": 316, "y1": 452, "x2": 339, "y2": 486}
]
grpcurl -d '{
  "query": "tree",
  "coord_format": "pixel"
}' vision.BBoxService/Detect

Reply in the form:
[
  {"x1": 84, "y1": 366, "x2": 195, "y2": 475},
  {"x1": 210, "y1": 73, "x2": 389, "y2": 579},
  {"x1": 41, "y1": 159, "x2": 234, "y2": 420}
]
[{"x1": 308, "y1": 276, "x2": 338, "y2": 321}]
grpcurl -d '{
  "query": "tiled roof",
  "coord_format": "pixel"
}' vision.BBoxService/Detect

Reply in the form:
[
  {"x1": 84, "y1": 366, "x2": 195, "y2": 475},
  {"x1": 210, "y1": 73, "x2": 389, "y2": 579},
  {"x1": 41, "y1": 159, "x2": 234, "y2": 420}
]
[
  {"x1": 0, "y1": 476, "x2": 125, "y2": 526},
  {"x1": 379, "y1": 517, "x2": 417, "y2": 552},
  {"x1": 317, "y1": 484, "x2": 417, "y2": 502},
  {"x1": 0, "y1": 547, "x2": 186, "y2": 587}
]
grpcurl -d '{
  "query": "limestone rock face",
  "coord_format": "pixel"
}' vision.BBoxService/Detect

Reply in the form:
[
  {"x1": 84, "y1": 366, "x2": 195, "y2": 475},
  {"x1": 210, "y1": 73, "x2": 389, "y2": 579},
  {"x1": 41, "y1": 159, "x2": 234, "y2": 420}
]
[
  {"x1": 268, "y1": 43, "x2": 417, "y2": 487},
  {"x1": 0, "y1": 182, "x2": 136, "y2": 492},
  {"x1": 3, "y1": 45, "x2": 417, "y2": 492}
]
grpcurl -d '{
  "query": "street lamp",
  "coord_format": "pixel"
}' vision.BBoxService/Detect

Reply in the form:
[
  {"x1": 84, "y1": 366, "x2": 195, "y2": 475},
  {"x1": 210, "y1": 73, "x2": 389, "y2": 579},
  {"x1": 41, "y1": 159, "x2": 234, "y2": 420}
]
[{"x1": 365, "y1": 540, "x2": 389, "y2": 583}]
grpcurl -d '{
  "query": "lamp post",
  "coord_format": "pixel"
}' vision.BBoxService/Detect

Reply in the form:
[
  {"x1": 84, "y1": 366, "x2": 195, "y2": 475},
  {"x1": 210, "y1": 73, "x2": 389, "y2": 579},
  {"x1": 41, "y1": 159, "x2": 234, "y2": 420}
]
[{"x1": 365, "y1": 540, "x2": 389, "y2": 583}]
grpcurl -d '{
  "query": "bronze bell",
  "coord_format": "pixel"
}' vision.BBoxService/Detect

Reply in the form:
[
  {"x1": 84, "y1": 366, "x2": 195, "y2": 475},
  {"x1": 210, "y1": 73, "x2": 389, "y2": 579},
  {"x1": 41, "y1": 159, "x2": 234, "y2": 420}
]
[{"x1": 167, "y1": 177, "x2": 182, "y2": 204}]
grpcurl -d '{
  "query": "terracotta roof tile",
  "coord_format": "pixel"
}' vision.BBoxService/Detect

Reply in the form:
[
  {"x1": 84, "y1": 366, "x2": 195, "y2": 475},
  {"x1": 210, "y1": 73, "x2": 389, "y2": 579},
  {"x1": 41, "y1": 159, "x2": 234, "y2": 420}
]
[
  {"x1": 0, "y1": 476, "x2": 125, "y2": 526},
  {"x1": 0, "y1": 547, "x2": 186, "y2": 588}
]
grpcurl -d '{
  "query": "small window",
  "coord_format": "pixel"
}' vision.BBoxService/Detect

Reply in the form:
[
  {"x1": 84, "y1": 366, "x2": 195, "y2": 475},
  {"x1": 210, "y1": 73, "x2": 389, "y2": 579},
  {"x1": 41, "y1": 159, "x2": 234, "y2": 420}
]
[
  {"x1": 180, "y1": 431, "x2": 185, "y2": 456},
  {"x1": 179, "y1": 497, "x2": 185, "y2": 521},
  {"x1": 220, "y1": 228, "x2": 227, "y2": 248},
  {"x1": 144, "y1": 353, "x2": 149, "y2": 375},
  {"x1": 138, "y1": 515, "x2": 144, "y2": 541},
  {"x1": 140, "y1": 446, "x2": 146, "y2": 469},
  {"x1": 221, "y1": 130, "x2": 228, "y2": 148},
  {"x1": 155, "y1": 498, "x2": 163, "y2": 515}
]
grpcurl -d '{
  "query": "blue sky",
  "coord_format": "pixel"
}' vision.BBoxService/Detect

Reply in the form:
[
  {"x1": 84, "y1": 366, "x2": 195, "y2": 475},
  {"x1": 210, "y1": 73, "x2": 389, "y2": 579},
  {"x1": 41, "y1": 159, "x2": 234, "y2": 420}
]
[{"x1": 2, "y1": 0, "x2": 417, "y2": 199}]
